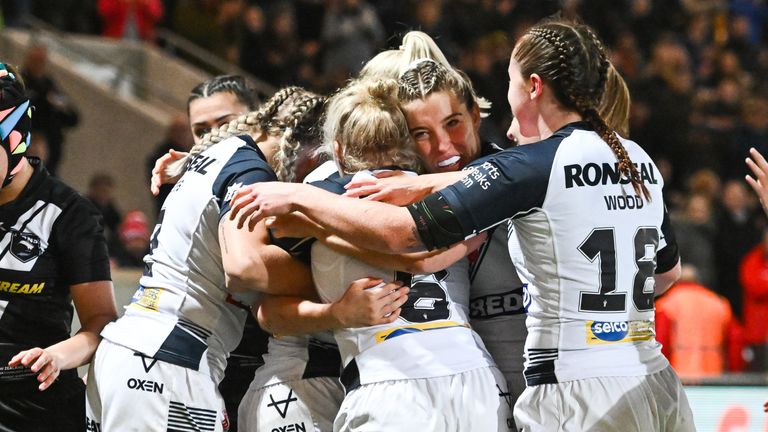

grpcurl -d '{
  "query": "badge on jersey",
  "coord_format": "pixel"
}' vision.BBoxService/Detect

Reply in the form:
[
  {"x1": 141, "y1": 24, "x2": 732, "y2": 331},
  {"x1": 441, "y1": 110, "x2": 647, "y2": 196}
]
[
  {"x1": 9, "y1": 230, "x2": 42, "y2": 263},
  {"x1": 586, "y1": 320, "x2": 654, "y2": 344}
]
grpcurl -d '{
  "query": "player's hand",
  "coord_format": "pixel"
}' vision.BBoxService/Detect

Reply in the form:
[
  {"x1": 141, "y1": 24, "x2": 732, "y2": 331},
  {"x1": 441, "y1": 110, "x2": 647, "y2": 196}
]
[
  {"x1": 746, "y1": 147, "x2": 768, "y2": 216},
  {"x1": 229, "y1": 182, "x2": 302, "y2": 231},
  {"x1": 343, "y1": 171, "x2": 426, "y2": 205},
  {"x1": 266, "y1": 213, "x2": 321, "y2": 239},
  {"x1": 331, "y1": 278, "x2": 409, "y2": 328},
  {"x1": 150, "y1": 149, "x2": 187, "y2": 196},
  {"x1": 8, "y1": 347, "x2": 61, "y2": 391}
]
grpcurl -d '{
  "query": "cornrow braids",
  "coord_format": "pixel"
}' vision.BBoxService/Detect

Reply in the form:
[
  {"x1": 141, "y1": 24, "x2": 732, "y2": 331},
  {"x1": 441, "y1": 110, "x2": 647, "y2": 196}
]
[
  {"x1": 397, "y1": 58, "x2": 491, "y2": 116},
  {"x1": 187, "y1": 75, "x2": 258, "y2": 114},
  {"x1": 167, "y1": 87, "x2": 325, "y2": 181},
  {"x1": 515, "y1": 19, "x2": 650, "y2": 200},
  {"x1": 398, "y1": 59, "x2": 446, "y2": 101}
]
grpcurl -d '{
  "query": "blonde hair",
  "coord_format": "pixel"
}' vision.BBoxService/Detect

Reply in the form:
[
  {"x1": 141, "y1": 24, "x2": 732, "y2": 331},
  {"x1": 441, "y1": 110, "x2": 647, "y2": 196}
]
[
  {"x1": 598, "y1": 63, "x2": 631, "y2": 138},
  {"x1": 324, "y1": 79, "x2": 422, "y2": 175},
  {"x1": 360, "y1": 31, "x2": 490, "y2": 115},
  {"x1": 166, "y1": 87, "x2": 325, "y2": 182}
]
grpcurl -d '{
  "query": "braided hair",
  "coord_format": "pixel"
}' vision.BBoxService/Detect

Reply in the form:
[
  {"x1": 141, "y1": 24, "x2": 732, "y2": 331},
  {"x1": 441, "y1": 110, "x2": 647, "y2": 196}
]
[
  {"x1": 360, "y1": 31, "x2": 491, "y2": 116},
  {"x1": 187, "y1": 75, "x2": 258, "y2": 115},
  {"x1": 167, "y1": 87, "x2": 326, "y2": 182},
  {"x1": 514, "y1": 20, "x2": 649, "y2": 200},
  {"x1": 0, "y1": 63, "x2": 32, "y2": 188}
]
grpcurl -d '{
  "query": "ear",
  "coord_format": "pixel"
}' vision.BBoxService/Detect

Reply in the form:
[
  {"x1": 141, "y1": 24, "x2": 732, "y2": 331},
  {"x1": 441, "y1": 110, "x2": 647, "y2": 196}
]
[{"x1": 529, "y1": 73, "x2": 543, "y2": 100}]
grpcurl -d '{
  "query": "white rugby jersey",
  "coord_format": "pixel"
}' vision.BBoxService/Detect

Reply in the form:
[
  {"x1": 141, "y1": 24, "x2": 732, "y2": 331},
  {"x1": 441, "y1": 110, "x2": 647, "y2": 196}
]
[
  {"x1": 469, "y1": 221, "x2": 527, "y2": 380},
  {"x1": 311, "y1": 170, "x2": 494, "y2": 386},
  {"x1": 411, "y1": 122, "x2": 678, "y2": 385},
  {"x1": 101, "y1": 135, "x2": 273, "y2": 383},
  {"x1": 251, "y1": 332, "x2": 340, "y2": 388}
]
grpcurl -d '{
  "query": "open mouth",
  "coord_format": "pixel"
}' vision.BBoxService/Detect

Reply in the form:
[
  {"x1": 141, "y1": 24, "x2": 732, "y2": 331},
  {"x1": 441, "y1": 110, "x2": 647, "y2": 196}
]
[{"x1": 437, "y1": 155, "x2": 461, "y2": 168}]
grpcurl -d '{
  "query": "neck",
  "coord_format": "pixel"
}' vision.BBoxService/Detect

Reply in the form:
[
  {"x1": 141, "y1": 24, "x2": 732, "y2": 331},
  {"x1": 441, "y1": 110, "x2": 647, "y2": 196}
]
[
  {"x1": 0, "y1": 157, "x2": 32, "y2": 205},
  {"x1": 536, "y1": 107, "x2": 583, "y2": 139},
  {"x1": 257, "y1": 139, "x2": 279, "y2": 168}
]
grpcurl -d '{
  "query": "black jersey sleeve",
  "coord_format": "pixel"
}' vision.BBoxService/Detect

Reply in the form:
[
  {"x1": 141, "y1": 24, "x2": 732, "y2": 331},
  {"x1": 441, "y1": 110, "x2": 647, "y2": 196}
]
[
  {"x1": 409, "y1": 143, "x2": 557, "y2": 250},
  {"x1": 655, "y1": 203, "x2": 680, "y2": 273},
  {"x1": 54, "y1": 197, "x2": 111, "y2": 285},
  {"x1": 214, "y1": 145, "x2": 278, "y2": 219}
]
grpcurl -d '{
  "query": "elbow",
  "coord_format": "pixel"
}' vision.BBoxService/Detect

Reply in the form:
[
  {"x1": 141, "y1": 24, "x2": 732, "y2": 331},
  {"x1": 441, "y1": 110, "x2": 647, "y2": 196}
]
[
  {"x1": 255, "y1": 306, "x2": 275, "y2": 335},
  {"x1": 654, "y1": 261, "x2": 682, "y2": 296},
  {"x1": 224, "y1": 256, "x2": 268, "y2": 292}
]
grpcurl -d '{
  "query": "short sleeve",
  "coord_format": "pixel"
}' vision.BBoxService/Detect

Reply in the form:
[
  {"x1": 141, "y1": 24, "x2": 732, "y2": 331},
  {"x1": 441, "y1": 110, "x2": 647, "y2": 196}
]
[
  {"x1": 411, "y1": 145, "x2": 556, "y2": 250},
  {"x1": 214, "y1": 146, "x2": 278, "y2": 218},
  {"x1": 54, "y1": 197, "x2": 111, "y2": 285},
  {"x1": 655, "y1": 203, "x2": 680, "y2": 273}
]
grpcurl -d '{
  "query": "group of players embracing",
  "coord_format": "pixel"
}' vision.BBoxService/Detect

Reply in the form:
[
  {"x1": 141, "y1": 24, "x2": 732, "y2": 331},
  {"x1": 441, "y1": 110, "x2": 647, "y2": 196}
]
[{"x1": 85, "y1": 17, "x2": 697, "y2": 432}]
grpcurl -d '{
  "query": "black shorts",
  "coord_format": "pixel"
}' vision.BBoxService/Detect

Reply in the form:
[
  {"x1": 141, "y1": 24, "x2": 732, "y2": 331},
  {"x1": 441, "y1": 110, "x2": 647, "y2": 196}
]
[{"x1": 0, "y1": 371, "x2": 85, "y2": 432}]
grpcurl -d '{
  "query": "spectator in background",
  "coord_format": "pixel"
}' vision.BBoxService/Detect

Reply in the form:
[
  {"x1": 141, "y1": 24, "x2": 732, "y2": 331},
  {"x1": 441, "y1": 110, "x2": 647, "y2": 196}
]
[
  {"x1": 111, "y1": 210, "x2": 150, "y2": 267},
  {"x1": 21, "y1": 45, "x2": 79, "y2": 177},
  {"x1": 714, "y1": 180, "x2": 764, "y2": 319},
  {"x1": 739, "y1": 227, "x2": 768, "y2": 372},
  {"x1": 86, "y1": 172, "x2": 123, "y2": 255},
  {"x1": 145, "y1": 115, "x2": 193, "y2": 214},
  {"x1": 672, "y1": 192, "x2": 718, "y2": 288},
  {"x1": 656, "y1": 264, "x2": 745, "y2": 379},
  {"x1": 97, "y1": 0, "x2": 164, "y2": 42},
  {"x1": 320, "y1": 0, "x2": 384, "y2": 85}
]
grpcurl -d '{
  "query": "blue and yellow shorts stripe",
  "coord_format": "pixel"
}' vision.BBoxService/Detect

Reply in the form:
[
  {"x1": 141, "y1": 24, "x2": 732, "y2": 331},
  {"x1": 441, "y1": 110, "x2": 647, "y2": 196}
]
[{"x1": 375, "y1": 321, "x2": 470, "y2": 343}]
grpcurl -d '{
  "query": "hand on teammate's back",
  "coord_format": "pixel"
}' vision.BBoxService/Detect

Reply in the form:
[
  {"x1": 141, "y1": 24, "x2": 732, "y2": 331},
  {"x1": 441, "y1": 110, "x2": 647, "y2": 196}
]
[
  {"x1": 230, "y1": 182, "x2": 303, "y2": 230},
  {"x1": 150, "y1": 149, "x2": 187, "y2": 196},
  {"x1": 331, "y1": 278, "x2": 409, "y2": 328}
]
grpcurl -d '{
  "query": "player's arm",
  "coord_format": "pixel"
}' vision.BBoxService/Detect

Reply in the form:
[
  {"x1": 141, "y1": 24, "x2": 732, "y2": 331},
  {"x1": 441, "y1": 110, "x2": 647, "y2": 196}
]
[
  {"x1": 654, "y1": 259, "x2": 681, "y2": 296},
  {"x1": 231, "y1": 182, "x2": 427, "y2": 253},
  {"x1": 219, "y1": 215, "x2": 315, "y2": 297},
  {"x1": 654, "y1": 204, "x2": 681, "y2": 296},
  {"x1": 256, "y1": 278, "x2": 409, "y2": 336},
  {"x1": 216, "y1": 146, "x2": 316, "y2": 297},
  {"x1": 343, "y1": 171, "x2": 468, "y2": 205},
  {"x1": 230, "y1": 151, "x2": 546, "y2": 254},
  {"x1": 9, "y1": 281, "x2": 117, "y2": 391},
  {"x1": 9, "y1": 198, "x2": 117, "y2": 391},
  {"x1": 267, "y1": 212, "x2": 486, "y2": 274}
]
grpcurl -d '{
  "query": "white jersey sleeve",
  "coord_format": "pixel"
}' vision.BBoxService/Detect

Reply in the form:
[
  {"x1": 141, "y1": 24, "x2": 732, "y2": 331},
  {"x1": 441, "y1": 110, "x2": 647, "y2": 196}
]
[
  {"x1": 101, "y1": 136, "x2": 274, "y2": 382},
  {"x1": 414, "y1": 122, "x2": 678, "y2": 385}
]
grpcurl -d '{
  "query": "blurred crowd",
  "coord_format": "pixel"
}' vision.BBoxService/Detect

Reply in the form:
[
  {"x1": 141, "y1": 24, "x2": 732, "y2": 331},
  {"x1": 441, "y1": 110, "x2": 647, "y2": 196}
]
[{"x1": 3, "y1": 0, "x2": 768, "y2": 375}]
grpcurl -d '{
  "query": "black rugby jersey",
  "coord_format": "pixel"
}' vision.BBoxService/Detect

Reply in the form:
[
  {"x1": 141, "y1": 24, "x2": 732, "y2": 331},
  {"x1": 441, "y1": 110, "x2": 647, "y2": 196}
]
[{"x1": 0, "y1": 158, "x2": 110, "y2": 365}]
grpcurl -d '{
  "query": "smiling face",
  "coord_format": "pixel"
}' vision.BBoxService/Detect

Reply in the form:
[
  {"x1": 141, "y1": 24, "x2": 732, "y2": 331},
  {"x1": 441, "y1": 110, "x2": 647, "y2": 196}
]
[
  {"x1": 402, "y1": 91, "x2": 481, "y2": 173},
  {"x1": 188, "y1": 92, "x2": 249, "y2": 144}
]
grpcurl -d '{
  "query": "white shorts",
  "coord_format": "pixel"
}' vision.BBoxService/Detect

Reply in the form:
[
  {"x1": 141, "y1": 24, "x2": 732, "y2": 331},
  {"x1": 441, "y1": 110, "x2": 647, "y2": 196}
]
[
  {"x1": 238, "y1": 377, "x2": 344, "y2": 432},
  {"x1": 85, "y1": 339, "x2": 228, "y2": 432},
  {"x1": 334, "y1": 366, "x2": 512, "y2": 432},
  {"x1": 514, "y1": 366, "x2": 695, "y2": 432}
]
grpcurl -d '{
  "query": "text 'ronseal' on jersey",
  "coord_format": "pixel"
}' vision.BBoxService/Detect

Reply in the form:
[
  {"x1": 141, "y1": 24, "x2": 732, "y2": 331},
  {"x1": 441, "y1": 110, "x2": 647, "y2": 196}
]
[{"x1": 564, "y1": 162, "x2": 658, "y2": 188}]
